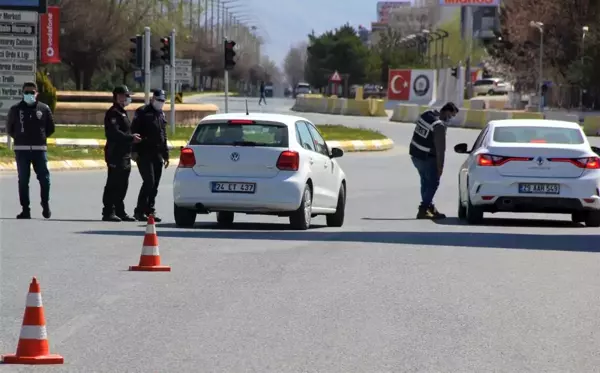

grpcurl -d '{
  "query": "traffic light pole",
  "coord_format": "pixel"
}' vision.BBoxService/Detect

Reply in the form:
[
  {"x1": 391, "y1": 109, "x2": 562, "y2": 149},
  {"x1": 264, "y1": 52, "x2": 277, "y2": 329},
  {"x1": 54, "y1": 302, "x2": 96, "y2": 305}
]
[
  {"x1": 169, "y1": 29, "x2": 176, "y2": 135},
  {"x1": 144, "y1": 27, "x2": 151, "y2": 104},
  {"x1": 224, "y1": 70, "x2": 229, "y2": 113}
]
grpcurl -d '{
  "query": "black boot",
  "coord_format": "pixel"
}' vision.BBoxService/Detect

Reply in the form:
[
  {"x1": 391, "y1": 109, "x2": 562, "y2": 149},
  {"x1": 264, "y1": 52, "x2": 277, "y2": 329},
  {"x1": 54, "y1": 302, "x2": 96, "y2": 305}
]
[
  {"x1": 133, "y1": 210, "x2": 147, "y2": 222},
  {"x1": 102, "y1": 213, "x2": 121, "y2": 222},
  {"x1": 416, "y1": 205, "x2": 435, "y2": 219},
  {"x1": 41, "y1": 202, "x2": 51, "y2": 219},
  {"x1": 428, "y1": 205, "x2": 446, "y2": 219},
  {"x1": 16, "y1": 209, "x2": 31, "y2": 219},
  {"x1": 117, "y1": 213, "x2": 136, "y2": 222}
]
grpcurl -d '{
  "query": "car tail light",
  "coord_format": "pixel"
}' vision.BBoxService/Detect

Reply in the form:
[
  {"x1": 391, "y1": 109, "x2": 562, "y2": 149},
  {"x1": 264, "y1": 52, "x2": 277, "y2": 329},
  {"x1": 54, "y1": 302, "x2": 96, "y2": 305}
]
[
  {"x1": 548, "y1": 157, "x2": 600, "y2": 169},
  {"x1": 178, "y1": 147, "x2": 196, "y2": 168},
  {"x1": 530, "y1": 139, "x2": 547, "y2": 143},
  {"x1": 229, "y1": 119, "x2": 254, "y2": 124},
  {"x1": 276, "y1": 150, "x2": 299, "y2": 171},
  {"x1": 477, "y1": 154, "x2": 531, "y2": 167}
]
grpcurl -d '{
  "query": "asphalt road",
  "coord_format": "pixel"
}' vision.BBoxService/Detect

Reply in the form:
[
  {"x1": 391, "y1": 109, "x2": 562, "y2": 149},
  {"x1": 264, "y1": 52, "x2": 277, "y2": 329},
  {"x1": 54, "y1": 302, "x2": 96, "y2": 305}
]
[{"x1": 2, "y1": 98, "x2": 600, "y2": 372}]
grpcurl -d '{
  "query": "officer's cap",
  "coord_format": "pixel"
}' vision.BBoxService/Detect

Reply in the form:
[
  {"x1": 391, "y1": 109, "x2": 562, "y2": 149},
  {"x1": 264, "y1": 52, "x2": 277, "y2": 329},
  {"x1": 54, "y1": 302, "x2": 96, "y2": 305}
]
[
  {"x1": 152, "y1": 89, "x2": 166, "y2": 101},
  {"x1": 112, "y1": 85, "x2": 130, "y2": 96}
]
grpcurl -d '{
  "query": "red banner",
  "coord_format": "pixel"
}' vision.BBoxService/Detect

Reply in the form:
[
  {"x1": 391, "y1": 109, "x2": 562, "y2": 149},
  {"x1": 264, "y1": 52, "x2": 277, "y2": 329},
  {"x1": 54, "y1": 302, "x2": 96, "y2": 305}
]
[{"x1": 40, "y1": 6, "x2": 60, "y2": 64}]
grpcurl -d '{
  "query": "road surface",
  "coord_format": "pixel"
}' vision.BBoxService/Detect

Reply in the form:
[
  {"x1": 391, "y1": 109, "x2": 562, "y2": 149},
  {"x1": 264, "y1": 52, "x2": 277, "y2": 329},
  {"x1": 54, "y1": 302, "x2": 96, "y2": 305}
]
[{"x1": 2, "y1": 98, "x2": 600, "y2": 372}]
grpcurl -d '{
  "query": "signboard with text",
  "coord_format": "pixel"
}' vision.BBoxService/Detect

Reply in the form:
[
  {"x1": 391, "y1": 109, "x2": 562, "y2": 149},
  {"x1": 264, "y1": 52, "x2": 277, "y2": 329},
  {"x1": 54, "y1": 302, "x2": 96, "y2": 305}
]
[
  {"x1": 0, "y1": 10, "x2": 37, "y2": 134},
  {"x1": 164, "y1": 59, "x2": 192, "y2": 85},
  {"x1": 376, "y1": 1, "x2": 410, "y2": 24},
  {"x1": 439, "y1": 0, "x2": 500, "y2": 5},
  {"x1": 0, "y1": 0, "x2": 47, "y2": 13}
]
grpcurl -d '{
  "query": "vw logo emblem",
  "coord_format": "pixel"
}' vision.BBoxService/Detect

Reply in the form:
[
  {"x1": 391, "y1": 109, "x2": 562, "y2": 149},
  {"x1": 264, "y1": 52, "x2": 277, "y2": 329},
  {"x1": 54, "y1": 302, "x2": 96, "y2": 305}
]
[
  {"x1": 230, "y1": 152, "x2": 240, "y2": 162},
  {"x1": 536, "y1": 156, "x2": 544, "y2": 165}
]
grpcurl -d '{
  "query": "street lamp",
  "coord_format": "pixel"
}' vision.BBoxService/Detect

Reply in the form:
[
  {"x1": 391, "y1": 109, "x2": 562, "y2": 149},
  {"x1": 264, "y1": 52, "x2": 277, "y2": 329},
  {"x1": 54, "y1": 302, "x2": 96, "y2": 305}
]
[
  {"x1": 530, "y1": 21, "x2": 544, "y2": 111},
  {"x1": 580, "y1": 25, "x2": 589, "y2": 110}
]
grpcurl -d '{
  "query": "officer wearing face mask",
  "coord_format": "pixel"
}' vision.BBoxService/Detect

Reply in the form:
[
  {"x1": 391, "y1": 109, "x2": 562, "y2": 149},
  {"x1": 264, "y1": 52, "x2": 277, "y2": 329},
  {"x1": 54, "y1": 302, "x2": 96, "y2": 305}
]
[
  {"x1": 101, "y1": 85, "x2": 142, "y2": 222},
  {"x1": 6, "y1": 81, "x2": 55, "y2": 219},
  {"x1": 131, "y1": 89, "x2": 169, "y2": 222}
]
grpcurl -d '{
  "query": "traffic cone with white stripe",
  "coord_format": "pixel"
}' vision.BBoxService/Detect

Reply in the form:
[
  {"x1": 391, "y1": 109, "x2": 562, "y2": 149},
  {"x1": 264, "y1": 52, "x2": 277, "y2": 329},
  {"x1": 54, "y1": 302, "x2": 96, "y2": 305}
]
[
  {"x1": 2, "y1": 277, "x2": 64, "y2": 365},
  {"x1": 129, "y1": 214, "x2": 171, "y2": 272}
]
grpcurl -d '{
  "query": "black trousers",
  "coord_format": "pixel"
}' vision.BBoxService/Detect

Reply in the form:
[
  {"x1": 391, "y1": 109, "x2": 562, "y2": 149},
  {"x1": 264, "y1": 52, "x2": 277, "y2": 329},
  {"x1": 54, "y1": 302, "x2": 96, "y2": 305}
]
[
  {"x1": 135, "y1": 157, "x2": 163, "y2": 214},
  {"x1": 15, "y1": 150, "x2": 51, "y2": 209},
  {"x1": 102, "y1": 160, "x2": 131, "y2": 216}
]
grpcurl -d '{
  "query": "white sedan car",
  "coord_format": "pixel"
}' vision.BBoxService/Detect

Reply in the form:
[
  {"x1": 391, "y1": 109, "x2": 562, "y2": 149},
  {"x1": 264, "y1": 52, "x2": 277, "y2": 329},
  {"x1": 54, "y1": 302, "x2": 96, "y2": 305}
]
[
  {"x1": 173, "y1": 113, "x2": 347, "y2": 230},
  {"x1": 455, "y1": 119, "x2": 600, "y2": 227}
]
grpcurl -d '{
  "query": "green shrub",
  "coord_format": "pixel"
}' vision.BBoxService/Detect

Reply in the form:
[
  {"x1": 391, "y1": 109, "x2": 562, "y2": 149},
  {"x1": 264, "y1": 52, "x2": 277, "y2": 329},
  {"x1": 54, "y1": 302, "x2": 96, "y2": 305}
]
[{"x1": 36, "y1": 71, "x2": 57, "y2": 112}]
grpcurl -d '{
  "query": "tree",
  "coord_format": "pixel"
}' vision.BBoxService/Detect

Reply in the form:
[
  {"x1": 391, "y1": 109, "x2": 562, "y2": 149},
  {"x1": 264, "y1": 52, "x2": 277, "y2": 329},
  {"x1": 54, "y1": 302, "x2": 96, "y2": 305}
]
[
  {"x1": 304, "y1": 24, "x2": 370, "y2": 89},
  {"x1": 284, "y1": 42, "x2": 307, "y2": 87},
  {"x1": 371, "y1": 28, "x2": 427, "y2": 85}
]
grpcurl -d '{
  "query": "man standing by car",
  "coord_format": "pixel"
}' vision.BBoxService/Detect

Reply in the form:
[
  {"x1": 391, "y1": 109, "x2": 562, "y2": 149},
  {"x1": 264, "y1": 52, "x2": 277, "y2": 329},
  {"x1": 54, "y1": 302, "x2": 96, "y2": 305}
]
[
  {"x1": 409, "y1": 102, "x2": 458, "y2": 219},
  {"x1": 6, "y1": 81, "x2": 55, "y2": 219},
  {"x1": 131, "y1": 89, "x2": 169, "y2": 222},
  {"x1": 102, "y1": 85, "x2": 141, "y2": 222}
]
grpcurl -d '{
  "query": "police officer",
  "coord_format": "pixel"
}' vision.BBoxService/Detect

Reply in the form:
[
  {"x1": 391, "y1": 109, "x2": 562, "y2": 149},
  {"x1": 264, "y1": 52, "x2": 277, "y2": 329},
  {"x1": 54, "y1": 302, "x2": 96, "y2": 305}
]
[
  {"x1": 409, "y1": 102, "x2": 458, "y2": 219},
  {"x1": 131, "y1": 89, "x2": 169, "y2": 222},
  {"x1": 101, "y1": 85, "x2": 141, "y2": 222},
  {"x1": 6, "y1": 81, "x2": 56, "y2": 219}
]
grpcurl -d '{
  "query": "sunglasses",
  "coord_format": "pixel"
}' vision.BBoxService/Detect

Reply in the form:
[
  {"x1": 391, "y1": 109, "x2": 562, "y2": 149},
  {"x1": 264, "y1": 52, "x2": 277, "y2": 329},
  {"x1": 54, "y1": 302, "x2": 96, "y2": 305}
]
[{"x1": 23, "y1": 91, "x2": 36, "y2": 95}]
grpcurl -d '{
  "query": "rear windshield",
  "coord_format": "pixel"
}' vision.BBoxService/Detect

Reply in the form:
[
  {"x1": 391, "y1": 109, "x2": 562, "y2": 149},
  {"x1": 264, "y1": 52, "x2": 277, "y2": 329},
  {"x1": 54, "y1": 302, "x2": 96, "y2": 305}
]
[
  {"x1": 189, "y1": 121, "x2": 289, "y2": 147},
  {"x1": 493, "y1": 126, "x2": 584, "y2": 145},
  {"x1": 297, "y1": 84, "x2": 310, "y2": 89}
]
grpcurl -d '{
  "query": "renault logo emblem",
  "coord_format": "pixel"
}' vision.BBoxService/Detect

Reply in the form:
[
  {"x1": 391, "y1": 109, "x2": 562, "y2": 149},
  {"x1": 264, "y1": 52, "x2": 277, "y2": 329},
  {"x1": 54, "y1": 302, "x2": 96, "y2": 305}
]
[
  {"x1": 230, "y1": 152, "x2": 240, "y2": 161},
  {"x1": 536, "y1": 156, "x2": 544, "y2": 165}
]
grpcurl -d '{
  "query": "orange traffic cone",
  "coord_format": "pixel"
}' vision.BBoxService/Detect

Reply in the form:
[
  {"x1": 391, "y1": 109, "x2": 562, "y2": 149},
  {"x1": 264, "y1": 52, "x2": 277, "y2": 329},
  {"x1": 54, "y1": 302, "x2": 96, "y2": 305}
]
[
  {"x1": 129, "y1": 215, "x2": 171, "y2": 272},
  {"x1": 2, "y1": 277, "x2": 64, "y2": 365}
]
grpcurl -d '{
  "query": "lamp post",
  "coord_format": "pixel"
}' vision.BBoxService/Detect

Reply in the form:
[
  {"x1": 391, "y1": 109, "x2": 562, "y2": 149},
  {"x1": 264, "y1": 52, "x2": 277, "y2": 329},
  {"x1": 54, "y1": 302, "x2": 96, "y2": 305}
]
[
  {"x1": 530, "y1": 21, "x2": 544, "y2": 112},
  {"x1": 580, "y1": 25, "x2": 589, "y2": 110},
  {"x1": 436, "y1": 29, "x2": 449, "y2": 68}
]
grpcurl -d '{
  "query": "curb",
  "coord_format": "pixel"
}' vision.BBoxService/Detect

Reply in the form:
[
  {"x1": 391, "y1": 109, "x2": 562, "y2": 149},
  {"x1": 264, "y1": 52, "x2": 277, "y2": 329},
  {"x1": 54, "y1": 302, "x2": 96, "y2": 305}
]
[{"x1": 0, "y1": 138, "x2": 394, "y2": 172}]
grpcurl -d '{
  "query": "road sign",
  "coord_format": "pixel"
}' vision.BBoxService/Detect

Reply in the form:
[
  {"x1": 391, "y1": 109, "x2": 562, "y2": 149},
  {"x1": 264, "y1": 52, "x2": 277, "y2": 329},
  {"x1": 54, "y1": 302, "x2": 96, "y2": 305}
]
[
  {"x1": 164, "y1": 58, "x2": 192, "y2": 85},
  {"x1": 133, "y1": 69, "x2": 143, "y2": 83},
  {"x1": 0, "y1": 10, "x2": 37, "y2": 136},
  {"x1": 329, "y1": 70, "x2": 342, "y2": 82}
]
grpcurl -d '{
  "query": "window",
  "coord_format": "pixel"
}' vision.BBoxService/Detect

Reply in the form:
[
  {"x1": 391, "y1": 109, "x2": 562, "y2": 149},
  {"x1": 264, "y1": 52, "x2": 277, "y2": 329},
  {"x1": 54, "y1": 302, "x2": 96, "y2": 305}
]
[
  {"x1": 493, "y1": 126, "x2": 584, "y2": 145},
  {"x1": 305, "y1": 122, "x2": 329, "y2": 156},
  {"x1": 471, "y1": 126, "x2": 489, "y2": 151},
  {"x1": 189, "y1": 121, "x2": 289, "y2": 147},
  {"x1": 295, "y1": 121, "x2": 315, "y2": 151}
]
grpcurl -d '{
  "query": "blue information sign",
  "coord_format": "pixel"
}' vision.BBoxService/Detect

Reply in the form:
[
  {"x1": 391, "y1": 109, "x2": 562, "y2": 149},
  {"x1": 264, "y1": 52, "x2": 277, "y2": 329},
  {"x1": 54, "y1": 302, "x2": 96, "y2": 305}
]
[{"x1": 0, "y1": 0, "x2": 47, "y2": 13}]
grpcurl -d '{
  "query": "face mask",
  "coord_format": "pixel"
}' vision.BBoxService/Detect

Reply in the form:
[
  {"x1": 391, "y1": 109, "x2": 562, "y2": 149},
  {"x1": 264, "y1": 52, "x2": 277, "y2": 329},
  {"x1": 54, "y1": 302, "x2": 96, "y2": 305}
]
[
  {"x1": 23, "y1": 93, "x2": 36, "y2": 105},
  {"x1": 152, "y1": 101, "x2": 164, "y2": 111},
  {"x1": 123, "y1": 97, "x2": 132, "y2": 107}
]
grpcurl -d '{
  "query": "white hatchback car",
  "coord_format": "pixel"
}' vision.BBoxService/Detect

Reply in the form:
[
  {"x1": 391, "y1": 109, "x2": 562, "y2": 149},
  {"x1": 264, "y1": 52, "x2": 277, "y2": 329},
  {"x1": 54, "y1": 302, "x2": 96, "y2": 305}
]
[
  {"x1": 454, "y1": 119, "x2": 600, "y2": 227},
  {"x1": 173, "y1": 113, "x2": 347, "y2": 230}
]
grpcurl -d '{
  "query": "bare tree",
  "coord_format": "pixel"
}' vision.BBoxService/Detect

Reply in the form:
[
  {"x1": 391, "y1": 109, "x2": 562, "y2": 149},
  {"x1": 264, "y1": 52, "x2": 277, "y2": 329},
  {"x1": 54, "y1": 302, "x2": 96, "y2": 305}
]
[{"x1": 283, "y1": 42, "x2": 307, "y2": 87}]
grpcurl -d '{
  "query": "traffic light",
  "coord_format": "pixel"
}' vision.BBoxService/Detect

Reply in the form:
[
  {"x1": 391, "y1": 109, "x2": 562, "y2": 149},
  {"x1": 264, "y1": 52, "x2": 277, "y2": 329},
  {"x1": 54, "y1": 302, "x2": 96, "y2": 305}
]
[
  {"x1": 160, "y1": 37, "x2": 171, "y2": 64},
  {"x1": 224, "y1": 40, "x2": 236, "y2": 70},
  {"x1": 150, "y1": 49, "x2": 159, "y2": 68},
  {"x1": 451, "y1": 67, "x2": 458, "y2": 78},
  {"x1": 129, "y1": 35, "x2": 143, "y2": 68}
]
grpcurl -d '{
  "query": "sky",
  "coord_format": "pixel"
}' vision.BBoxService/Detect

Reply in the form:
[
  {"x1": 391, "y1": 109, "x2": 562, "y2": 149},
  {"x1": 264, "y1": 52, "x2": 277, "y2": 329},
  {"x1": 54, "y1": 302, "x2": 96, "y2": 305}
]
[{"x1": 248, "y1": 0, "x2": 414, "y2": 67}]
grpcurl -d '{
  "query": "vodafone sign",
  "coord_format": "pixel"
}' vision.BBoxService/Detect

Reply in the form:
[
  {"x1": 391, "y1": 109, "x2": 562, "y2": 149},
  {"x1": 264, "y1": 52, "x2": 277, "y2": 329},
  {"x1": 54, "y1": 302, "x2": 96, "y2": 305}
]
[
  {"x1": 40, "y1": 6, "x2": 60, "y2": 64},
  {"x1": 439, "y1": 0, "x2": 500, "y2": 5}
]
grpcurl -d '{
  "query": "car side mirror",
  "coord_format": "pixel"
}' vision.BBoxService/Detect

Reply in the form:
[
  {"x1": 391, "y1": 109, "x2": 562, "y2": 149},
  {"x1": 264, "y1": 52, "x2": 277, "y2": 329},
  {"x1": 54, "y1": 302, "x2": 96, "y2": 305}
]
[
  {"x1": 454, "y1": 143, "x2": 470, "y2": 154},
  {"x1": 592, "y1": 146, "x2": 600, "y2": 156},
  {"x1": 330, "y1": 147, "x2": 344, "y2": 158}
]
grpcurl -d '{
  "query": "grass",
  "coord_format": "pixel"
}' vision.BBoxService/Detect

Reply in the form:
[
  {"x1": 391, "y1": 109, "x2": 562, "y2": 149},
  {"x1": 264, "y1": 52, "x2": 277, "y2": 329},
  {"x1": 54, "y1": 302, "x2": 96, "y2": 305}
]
[{"x1": 0, "y1": 125, "x2": 386, "y2": 162}]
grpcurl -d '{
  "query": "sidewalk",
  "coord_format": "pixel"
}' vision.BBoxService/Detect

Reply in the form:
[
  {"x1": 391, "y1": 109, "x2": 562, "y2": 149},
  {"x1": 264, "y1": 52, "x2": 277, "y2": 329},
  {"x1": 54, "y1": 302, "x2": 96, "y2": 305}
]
[{"x1": 0, "y1": 137, "x2": 394, "y2": 172}]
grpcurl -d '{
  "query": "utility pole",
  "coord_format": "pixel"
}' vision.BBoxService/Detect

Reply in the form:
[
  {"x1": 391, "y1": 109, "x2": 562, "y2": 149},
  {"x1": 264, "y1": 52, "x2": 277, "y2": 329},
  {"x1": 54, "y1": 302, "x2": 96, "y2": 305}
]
[
  {"x1": 464, "y1": 6, "x2": 474, "y2": 99},
  {"x1": 170, "y1": 29, "x2": 176, "y2": 135},
  {"x1": 144, "y1": 27, "x2": 151, "y2": 104}
]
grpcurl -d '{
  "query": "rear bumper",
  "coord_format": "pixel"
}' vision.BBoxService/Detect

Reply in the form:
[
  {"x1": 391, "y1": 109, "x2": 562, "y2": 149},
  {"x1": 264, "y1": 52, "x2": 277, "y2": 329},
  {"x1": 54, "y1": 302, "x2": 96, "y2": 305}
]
[
  {"x1": 469, "y1": 176, "x2": 600, "y2": 213},
  {"x1": 173, "y1": 168, "x2": 304, "y2": 213}
]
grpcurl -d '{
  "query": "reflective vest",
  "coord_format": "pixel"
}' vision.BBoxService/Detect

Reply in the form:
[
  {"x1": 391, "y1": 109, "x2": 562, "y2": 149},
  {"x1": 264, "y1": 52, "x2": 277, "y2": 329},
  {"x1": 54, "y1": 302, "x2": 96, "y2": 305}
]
[{"x1": 409, "y1": 110, "x2": 443, "y2": 159}]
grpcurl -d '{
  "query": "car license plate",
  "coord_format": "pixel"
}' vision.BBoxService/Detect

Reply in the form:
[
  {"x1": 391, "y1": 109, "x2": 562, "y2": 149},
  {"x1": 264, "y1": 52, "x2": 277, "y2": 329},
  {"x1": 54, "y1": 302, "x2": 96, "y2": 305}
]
[
  {"x1": 518, "y1": 183, "x2": 560, "y2": 194},
  {"x1": 211, "y1": 182, "x2": 256, "y2": 194}
]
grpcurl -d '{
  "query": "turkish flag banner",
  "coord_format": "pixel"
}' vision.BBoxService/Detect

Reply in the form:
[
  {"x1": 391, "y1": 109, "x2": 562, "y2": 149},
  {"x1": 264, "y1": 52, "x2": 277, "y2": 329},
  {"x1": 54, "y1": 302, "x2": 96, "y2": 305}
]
[
  {"x1": 387, "y1": 69, "x2": 411, "y2": 101},
  {"x1": 40, "y1": 6, "x2": 60, "y2": 64}
]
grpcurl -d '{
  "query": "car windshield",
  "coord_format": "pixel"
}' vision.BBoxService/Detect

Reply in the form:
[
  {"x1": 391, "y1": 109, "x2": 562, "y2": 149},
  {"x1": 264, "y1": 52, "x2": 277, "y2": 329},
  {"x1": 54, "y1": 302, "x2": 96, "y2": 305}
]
[
  {"x1": 189, "y1": 121, "x2": 289, "y2": 147},
  {"x1": 493, "y1": 126, "x2": 584, "y2": 144}
]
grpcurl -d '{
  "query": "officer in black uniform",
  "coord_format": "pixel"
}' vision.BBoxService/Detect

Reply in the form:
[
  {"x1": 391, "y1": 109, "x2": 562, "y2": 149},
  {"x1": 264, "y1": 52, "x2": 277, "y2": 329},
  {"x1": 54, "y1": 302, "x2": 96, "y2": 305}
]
[
  {"x1": 131, "y1": 89, "x2": 169, "y2": 222},
  {"x1": 6, "y1": 81, "x2": 56, "y2": 219},
  {"x1": 101, "y1": 85, "x2": 141, "y2": 222},
  {"x1": 409, "y1": 102, "x2": 458, "y2": 220}
]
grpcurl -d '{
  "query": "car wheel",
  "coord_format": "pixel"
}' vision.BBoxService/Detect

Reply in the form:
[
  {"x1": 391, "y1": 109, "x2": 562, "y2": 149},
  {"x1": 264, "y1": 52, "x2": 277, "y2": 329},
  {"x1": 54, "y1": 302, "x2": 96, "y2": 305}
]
[
  {"x1": 458, "y1": 190, "x2": 467, "y2": 220},
  {"x1": 571, "y1": 212, "x2": 586, "y2": 224},
  {"x1": 216, "y1": 212, "x2": 234, "y2": 226},
  {"x1": 174, "y1": 203, "x2": 196, "y2": 228},
  {"x1": 289, "y1": 184, "x2": 312, "y2": 230},
  {"x1": 488, "y1": 89, "x2": 495, "y2": 95},
  {"x1": 326, "y1": 184, "x2": 346, "y2": 227},
  {"x1": 465, "y1": 194, "x2": 484, "y2": 225},
  {"x1": 584, "y1": 211, "x2": 600, "y2": 227}
]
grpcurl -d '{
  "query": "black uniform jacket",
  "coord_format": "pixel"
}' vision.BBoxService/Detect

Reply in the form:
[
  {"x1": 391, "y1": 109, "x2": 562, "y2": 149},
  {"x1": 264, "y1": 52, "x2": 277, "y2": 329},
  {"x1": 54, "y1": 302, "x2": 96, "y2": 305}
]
[
  {"x1": 131, "y1": 104, "x2": 169, "y2": 161},
  {"x1": 104, "y1": 104, "x2": 135, "y2": 165}
]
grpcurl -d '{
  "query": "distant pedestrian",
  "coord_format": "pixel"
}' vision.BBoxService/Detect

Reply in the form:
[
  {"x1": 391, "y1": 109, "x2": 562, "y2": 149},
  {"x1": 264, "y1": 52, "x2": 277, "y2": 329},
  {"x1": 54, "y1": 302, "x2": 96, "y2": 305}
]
[
  {"x1": 409, "y1": 102, "x2": 458, "y2": 219},
  {"x1": 101, "y1": 85, "x2": 141, "y2": 222},
  {"x1": 131, "y1": 89, "x2": 169, "y2": 222},
  {"x1": 6, "y1": 81, "x2": 56, "y2": 219},
  {"x1": 259, "y1": 81, "x2": 267, "y2": 105}
]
